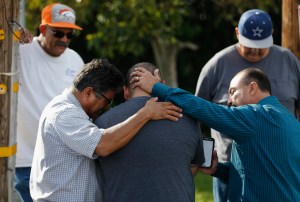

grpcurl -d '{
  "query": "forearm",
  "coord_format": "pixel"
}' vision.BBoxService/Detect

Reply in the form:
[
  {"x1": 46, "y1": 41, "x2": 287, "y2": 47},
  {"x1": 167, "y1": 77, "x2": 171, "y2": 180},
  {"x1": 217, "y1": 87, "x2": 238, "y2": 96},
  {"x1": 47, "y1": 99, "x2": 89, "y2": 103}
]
[
  {"x1": 152, "y1": 83, "x2": 255, "y2": 142},
  {"x1": 191, "y1": 165, "x2": 198, "y2": 176},
  {"x1": 95, "y1": 107, "x2": 150, "y2": 157},
  {"x1": 297, "y1": 109, "x2": 300, "y2": 121}
]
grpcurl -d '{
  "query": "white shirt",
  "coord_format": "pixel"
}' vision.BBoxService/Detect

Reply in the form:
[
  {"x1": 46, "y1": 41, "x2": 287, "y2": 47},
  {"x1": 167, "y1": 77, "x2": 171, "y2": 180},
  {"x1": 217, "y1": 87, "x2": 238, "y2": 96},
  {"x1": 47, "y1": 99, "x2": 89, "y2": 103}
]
[{"x1": 16, "y1": 37, "x2": 84, "y2": 167}]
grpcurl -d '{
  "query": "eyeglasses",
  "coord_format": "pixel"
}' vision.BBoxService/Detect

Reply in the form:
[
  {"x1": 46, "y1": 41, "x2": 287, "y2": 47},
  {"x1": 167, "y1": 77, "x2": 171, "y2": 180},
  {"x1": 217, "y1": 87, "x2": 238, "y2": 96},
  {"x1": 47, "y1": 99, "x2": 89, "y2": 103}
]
[
  {"x1": 48, "y1": 29, "x2": 75, "y2": 39},
  {"x1": 95, "y1": 92, "x2": 113, "y2": 106}
]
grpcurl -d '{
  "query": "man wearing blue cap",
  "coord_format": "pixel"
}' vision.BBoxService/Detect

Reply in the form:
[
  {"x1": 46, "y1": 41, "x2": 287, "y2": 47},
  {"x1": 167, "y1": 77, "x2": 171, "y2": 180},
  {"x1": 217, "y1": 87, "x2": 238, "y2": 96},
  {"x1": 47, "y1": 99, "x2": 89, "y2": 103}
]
[{"x1": 195, "y1": 9, "x2": 300, "y2": 202}]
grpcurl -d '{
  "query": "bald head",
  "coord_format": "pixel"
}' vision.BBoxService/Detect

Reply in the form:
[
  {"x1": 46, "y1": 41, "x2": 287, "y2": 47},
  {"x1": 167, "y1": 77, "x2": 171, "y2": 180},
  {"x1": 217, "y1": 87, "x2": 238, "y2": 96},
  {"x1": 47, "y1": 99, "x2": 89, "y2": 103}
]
[
  {"x1": 228, "y1": 67, "x2": 271, "y2": 107},
  {"x1": 236, "y1": 68, "x2": 271, "y2": 94}
]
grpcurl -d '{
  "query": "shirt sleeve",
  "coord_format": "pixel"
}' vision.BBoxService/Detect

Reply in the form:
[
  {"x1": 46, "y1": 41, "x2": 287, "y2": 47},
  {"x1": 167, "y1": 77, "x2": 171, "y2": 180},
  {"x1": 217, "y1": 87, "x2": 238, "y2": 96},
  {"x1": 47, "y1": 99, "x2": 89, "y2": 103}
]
[
  {"x1": 55, "y1": 107, "x2": 104, "y2": 159},
  {"x1": 152, "y1": 83, "x2": 256, "y2": 143},
  {"x1": 195, "y1": 57, "x2": 217, "y2": 100}
]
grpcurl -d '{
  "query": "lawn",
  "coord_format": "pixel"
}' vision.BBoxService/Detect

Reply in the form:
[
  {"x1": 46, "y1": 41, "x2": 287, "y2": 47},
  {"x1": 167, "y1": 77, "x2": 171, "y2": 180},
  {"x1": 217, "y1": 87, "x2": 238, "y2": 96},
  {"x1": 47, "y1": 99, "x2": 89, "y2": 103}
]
[{"x1": 195, "y1": 172, "x2": 213, "y2": 202}]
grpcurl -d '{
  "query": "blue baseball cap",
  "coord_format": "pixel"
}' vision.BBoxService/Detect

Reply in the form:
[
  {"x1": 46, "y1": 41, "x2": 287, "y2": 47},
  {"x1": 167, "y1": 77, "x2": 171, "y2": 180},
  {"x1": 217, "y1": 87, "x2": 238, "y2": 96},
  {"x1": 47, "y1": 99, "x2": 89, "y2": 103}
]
[{"x1": 238, "y1": 9, "x2": 273, "y2": 49}]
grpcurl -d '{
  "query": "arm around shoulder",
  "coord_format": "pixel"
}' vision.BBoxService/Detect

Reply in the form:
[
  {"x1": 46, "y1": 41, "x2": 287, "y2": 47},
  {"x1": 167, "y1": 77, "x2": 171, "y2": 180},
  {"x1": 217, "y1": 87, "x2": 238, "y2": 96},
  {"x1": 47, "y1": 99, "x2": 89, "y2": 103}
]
[{"x1": 94, "y1": 98, "x2": 182, "y2": 157}]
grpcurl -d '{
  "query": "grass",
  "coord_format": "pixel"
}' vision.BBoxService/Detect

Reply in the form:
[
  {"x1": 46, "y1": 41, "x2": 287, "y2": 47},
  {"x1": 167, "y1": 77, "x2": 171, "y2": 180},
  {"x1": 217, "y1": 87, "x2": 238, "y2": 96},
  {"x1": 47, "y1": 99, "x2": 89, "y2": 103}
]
[{"x1": 195, "y1": 172, "x2": 214, "y2": 202}]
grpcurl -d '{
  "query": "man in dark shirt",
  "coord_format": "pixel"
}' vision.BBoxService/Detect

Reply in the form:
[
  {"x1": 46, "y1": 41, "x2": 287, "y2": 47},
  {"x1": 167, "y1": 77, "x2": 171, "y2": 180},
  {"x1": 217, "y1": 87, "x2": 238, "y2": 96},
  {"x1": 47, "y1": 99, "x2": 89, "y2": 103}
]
[{"x1": 95, "y1": 62, "x2": 204, "y2": 202}]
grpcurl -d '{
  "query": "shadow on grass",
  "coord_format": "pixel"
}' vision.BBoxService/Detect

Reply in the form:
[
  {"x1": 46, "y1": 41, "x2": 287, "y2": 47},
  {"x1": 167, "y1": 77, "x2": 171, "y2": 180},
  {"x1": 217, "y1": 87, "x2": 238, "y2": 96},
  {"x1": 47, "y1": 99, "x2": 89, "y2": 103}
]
[{"x1": 195, "y1": 172, "x2": 213, "y2": 202}]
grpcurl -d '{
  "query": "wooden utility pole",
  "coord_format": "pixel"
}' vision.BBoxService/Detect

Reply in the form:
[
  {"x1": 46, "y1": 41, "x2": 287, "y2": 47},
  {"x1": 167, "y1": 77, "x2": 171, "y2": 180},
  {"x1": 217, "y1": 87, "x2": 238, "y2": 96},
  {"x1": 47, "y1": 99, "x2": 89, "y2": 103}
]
[
  {"x1": 0, "y1": 0, "x2": 20, "y2": 201},
  {"x1": 282, "y1": 0, "x2": 300, "y2": 59}
]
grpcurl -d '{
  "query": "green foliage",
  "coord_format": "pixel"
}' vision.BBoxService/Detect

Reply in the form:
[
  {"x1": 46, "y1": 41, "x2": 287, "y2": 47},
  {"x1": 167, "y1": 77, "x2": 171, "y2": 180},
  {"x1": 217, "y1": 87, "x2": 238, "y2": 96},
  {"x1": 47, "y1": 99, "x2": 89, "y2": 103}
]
[
  {"x1": 80, "y1": 1, "x2": 193, "y2": 58},
  {"x1": 25, "y1": 0, "x2": 200, "y2": 59},
  {"x1": 195, "y1": 172, "x2": 213, "y2": 201},
  {"x1": 24, "y1": 0, "x2": 282, "y2": 91}
]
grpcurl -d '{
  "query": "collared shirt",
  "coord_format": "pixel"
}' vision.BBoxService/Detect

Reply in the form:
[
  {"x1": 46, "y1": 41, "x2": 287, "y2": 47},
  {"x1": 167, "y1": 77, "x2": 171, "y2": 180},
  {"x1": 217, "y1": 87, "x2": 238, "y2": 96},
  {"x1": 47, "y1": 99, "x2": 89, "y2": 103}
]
[
  {"x1": 30, "y1": 89, "x2": 103, "y2": 202},
  {"x1": 152, "y1": 83, "x2": 300, "y2": 201}
]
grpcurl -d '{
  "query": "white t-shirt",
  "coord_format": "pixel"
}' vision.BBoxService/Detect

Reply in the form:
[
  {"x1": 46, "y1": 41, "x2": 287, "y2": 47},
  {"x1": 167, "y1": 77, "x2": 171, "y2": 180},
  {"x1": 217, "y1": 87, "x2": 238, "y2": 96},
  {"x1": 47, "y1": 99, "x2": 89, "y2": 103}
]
[{"x1": 16, "y1": 37, "x2": 84, "y2": 167}]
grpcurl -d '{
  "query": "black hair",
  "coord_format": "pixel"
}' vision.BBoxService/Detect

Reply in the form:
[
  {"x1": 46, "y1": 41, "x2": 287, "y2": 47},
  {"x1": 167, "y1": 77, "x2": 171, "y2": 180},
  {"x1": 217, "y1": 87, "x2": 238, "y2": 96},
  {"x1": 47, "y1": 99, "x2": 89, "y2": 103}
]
[{"x1": 73, "y1": 58, "x2": 124, "y2": 94}]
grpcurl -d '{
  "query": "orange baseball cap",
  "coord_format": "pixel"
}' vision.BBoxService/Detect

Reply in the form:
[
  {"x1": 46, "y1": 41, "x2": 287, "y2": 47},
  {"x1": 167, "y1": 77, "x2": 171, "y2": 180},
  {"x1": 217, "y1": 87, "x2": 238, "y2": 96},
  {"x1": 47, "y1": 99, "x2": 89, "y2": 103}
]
[{"x1": 41, "y1": 3, "x2": 82, "y2": 30}]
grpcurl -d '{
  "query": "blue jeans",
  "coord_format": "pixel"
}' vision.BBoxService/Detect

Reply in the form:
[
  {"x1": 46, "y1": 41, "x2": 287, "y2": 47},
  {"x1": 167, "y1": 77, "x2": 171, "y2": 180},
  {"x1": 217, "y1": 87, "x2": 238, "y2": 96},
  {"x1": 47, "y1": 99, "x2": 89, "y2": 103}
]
[
  {"x1": 15, "y1": 167, "x2": 33, "y2": 202},
  {"x1": 213, "y1": 177, "x2": 228, "y2": 202}
]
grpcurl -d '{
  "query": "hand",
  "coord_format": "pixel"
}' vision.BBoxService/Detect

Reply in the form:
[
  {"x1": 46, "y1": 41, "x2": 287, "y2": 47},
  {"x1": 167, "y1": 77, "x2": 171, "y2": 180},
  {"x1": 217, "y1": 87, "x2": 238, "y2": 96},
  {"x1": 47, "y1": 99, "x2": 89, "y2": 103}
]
[
  {"x1": 130, "y1": 67, "x2": 161, "y2": 93},
  {"x1": 198, "y1": 150, "x2": 218, "y2": 175},
  {"x1": 143, "y1": 97, "x2": 182, "y2": 121},
  {"x1": 19, "y1": 28, "x2": 33, "y2": 44}
]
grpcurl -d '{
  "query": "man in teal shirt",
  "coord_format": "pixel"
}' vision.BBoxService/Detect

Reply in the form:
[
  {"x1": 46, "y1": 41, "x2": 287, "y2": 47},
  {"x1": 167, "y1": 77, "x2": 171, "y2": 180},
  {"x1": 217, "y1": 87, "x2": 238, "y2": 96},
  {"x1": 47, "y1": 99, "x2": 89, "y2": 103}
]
[{"x1": 130, "y1": 67, "x2": 300, "y2": 201}]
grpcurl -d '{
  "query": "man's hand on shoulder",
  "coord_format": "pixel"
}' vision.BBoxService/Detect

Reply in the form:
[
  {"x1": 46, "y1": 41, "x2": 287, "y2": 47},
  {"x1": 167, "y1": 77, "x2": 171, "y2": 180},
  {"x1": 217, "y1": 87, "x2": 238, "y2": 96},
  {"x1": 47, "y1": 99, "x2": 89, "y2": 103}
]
[{"x1": 142, "y1": 97, "x2": 182, "y2": 121}]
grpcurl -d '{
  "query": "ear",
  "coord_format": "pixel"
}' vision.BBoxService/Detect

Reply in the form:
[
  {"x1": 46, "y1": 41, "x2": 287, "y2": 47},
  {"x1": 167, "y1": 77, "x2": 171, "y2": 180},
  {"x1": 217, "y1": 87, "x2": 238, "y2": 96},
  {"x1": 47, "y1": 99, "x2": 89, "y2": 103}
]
[
  {"x1": 82, "y1": 87, "x2": 94, "y2": 100},
  {"x1": 123, "y1": 86, "x2": 130, "y2": 100},
  {"x1": 39, "y1": 24, "x2": 47, "y2": 36},
  {"x1": 235, "y1": 27, "x2": 239, "y2": 40},
  {"x1": 249, "y1": 82, "x2": 258, "y2": 95}
]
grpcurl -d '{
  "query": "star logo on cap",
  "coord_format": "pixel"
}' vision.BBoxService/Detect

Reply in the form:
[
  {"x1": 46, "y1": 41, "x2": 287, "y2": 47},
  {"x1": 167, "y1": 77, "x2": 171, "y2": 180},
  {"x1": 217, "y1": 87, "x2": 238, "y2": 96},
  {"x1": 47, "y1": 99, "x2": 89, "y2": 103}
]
[{"x1": 252, "y1": 26, "x2": 263, "y2": 38}]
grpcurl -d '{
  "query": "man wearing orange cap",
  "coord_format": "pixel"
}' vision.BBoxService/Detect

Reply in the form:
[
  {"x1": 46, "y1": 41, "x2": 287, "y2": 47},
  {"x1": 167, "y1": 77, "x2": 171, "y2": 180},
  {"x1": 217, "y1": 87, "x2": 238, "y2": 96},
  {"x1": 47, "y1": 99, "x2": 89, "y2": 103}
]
[{"x1": 15, "y1": 3, "x2": 84, "y2": 201}]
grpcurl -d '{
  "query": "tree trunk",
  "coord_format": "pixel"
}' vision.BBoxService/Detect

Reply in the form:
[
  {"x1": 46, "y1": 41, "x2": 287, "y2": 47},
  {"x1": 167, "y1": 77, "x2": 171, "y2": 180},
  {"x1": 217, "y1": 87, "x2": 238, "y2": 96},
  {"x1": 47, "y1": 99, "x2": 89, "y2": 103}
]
[
  {"x1": 0, "y1": 0, "x2": 20, "y2": 201},
  {"x1": 151, "y1": 37, "x2": 198, "y2": 87},
  {"x1": 151, "y1": 37, "x2": 178, "y2": 87},
  {"x1": 282, "y1": 0, "x2": 300, "y2": 59}
]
